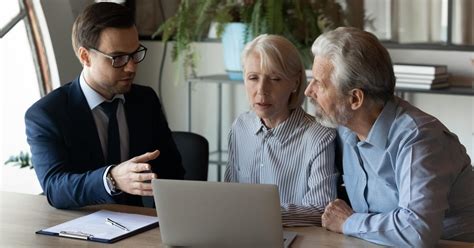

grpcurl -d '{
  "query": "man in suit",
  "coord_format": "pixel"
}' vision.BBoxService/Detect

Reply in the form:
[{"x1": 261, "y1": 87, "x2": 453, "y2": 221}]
[{"x1": 25, "y1": 2, "x2": 184, "y2": 209}]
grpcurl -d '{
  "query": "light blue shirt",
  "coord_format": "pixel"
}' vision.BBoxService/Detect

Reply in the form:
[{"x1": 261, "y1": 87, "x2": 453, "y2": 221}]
[{"x1": 338, "y1": 97, "x2": 474, "y2": 247}]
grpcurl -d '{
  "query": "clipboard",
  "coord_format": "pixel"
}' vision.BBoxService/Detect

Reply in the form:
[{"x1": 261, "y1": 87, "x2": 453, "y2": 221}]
[{"x1": 36, "y1": 210, "x2": 159, "y2": 243}]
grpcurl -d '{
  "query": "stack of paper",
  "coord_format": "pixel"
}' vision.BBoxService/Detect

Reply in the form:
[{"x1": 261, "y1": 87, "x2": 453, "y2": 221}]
[
  {"x1": 37, "y1": 210, "x2": 159, "y2": 243},
  {"x1": 393, "y1": 64, "x2": 450, "y2": 89}
]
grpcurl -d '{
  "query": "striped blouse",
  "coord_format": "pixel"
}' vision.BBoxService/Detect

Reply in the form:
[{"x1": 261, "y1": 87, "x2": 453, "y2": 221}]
[{"x1": 225, "y1": 107, "x2": 338, "y2": 226}]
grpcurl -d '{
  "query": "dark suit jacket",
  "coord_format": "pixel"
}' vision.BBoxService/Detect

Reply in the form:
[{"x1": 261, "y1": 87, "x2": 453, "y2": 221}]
[{"x1": 25, "y1": 77, "x2": 184, "y2": 209}]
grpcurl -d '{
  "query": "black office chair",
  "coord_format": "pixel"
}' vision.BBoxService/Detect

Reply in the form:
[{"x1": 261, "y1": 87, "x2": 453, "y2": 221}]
[
  {"x1": 142, "y1": 131, "x2": 209, "y2": 208},
  {"x1": 172, "y1": 131, "x2": 209, "y2": 181}
]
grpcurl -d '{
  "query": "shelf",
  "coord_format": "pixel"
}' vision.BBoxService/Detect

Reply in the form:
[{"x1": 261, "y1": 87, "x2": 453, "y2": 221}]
[
  {"x1": 187, "y1": 75, "x2": 238, "y2": 181},
  {"x1": 190, "y1": 75, "x2": 474, "y2": 97},
  {"x1": 395, "y1": 86, "x2": 474, "y2": 96},
  {"x1": 189, "y1": 74, "x2": 243, "y2": 85},
  {"x1": 209, "y1": 150, "x2": 228, "y2": 166}
]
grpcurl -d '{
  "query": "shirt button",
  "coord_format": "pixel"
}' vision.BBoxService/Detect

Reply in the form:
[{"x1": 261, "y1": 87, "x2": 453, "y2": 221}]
[{"x1": 260, "y1": 163, "x2": 264, "y2": 167}]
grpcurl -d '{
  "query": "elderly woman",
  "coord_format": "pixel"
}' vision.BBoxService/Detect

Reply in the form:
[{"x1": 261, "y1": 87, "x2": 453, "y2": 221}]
[{"x1": 225, "y1": 34, "x2": 338, "y2": 226}]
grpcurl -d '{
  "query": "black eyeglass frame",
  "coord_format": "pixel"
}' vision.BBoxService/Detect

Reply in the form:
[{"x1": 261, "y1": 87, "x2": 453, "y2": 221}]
[{"x1": 89, "y1": 44, "x2": 147, "y2": 68}]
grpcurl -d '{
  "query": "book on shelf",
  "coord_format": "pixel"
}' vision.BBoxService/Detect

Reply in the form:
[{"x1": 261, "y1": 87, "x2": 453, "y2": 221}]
[
  {"x1": 395, "y1": 73, "x2": 449, "y2": 81},
  {"x1": 395, "y1": 81, "x2": 450, "y2": 90},
  {"x1": 395, "y1": 76, "x2": 448, "y2": 85},
  {"x1": 393, "y1": 64, "x2": 447, "y2": 75}
]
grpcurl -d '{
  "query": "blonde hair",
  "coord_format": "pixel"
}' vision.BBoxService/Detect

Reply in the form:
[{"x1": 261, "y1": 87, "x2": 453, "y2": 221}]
[{"x1": 241, "y1": 34, "x2": 306, "y2": 109}]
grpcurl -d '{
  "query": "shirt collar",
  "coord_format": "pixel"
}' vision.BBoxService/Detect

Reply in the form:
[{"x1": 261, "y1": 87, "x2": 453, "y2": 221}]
[
  {"x1": 250, "y1": 113, "x2": 265, "y2": 134},
  {"x1": 251, "y1": 107, "x2": 306, "y2": 143},
  {"x1": 338, "y1": 98, "x2": 398, "y2": 149},
  {"x1": 364, "y1": 98, "x2": 398, "y2": 149},
  {"x1": 79, "y1": 71, "x2": 125, "y2": 110},
  {"x1": 337, "y1": 126, "x2": 358, "y2": 146}
]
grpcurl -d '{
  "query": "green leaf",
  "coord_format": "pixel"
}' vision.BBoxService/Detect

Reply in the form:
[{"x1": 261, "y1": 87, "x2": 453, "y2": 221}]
[
  {"x1": 249, "y1": 0, "x2": 262, "y2": 37},
  {"x1": 265, "y1": 0, "x2": 284, "y2": 34},
  {"x1": 4, "y1": 151, "x2": 33, "y2": 169},
  {"x1": 153, "y1": 0, "x2": 347, "y2": 78}
]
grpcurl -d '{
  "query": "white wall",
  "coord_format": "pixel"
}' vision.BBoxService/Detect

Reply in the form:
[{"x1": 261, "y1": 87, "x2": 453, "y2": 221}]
[
  {"x1": 36, "y1": 0, "x2": 83, "y2": 86},
  {"x1": 136, "y1": 42, "x2": 474, "y2": 173}
]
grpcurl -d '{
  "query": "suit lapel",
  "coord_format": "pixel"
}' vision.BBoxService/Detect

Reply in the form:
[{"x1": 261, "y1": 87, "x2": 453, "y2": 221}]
[{"x1": 124, "y1": 90, "x2": 140, "y2": 159}]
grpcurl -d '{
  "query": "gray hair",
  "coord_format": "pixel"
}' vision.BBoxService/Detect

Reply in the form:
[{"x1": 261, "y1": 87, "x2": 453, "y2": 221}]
[
  {"x1": 311, "y1": 27, "x2": 395, "y2": 105},
  {"x1": 242, "y1": 34, "x2": 306, "y2": 109}
]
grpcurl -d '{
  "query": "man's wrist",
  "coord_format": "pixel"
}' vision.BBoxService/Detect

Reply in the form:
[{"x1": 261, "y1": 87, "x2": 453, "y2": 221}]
[
  {"x1": 106, "y1": 166, "x2": 119, "y2": 193},
  {"x1": 342, "y1": 213, "x2": 363, "y2": 235}
]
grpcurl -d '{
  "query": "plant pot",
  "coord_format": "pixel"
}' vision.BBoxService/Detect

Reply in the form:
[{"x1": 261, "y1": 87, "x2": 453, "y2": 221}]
[{"x1": 221, "y1": 22, "x2": 247, "y2": 81}]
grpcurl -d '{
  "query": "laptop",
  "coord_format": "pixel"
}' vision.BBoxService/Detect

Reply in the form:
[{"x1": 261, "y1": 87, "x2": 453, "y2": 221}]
[{"x1": 152, "y1": 179, "x2": 297, "y2": 248}]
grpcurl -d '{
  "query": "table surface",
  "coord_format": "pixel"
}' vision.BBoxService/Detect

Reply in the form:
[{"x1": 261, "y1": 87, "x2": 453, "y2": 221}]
[{"x1": 0, "y1": 191, "x2": 471, "y2": 247}]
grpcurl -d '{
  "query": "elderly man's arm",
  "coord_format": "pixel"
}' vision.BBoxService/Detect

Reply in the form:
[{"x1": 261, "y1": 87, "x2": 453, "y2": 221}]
[{"x1": 331, "y1": 128, "x2": 467, "y2": 247}]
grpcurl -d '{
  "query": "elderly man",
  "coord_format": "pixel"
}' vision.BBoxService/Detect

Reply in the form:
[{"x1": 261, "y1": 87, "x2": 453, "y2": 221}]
[{"x1": 305, "y1": 27, "x2": 474, "y2": 247}]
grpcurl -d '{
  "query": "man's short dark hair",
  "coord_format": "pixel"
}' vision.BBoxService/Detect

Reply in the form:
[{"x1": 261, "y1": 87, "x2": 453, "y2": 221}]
[{"x1": 71, "y1": 2, "x2": 135, "y2": 54}]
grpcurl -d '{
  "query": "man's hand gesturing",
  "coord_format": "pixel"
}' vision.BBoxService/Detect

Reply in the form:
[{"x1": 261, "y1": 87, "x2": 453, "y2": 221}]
[{"x1": 110, "y1": 150, "x2": 160, "y2": 196}]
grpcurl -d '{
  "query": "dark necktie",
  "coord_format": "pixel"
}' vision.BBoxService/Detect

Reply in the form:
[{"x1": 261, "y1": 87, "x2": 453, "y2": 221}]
[{"x1": 101, "y1": 99, "x2": 121, "y2": 164}]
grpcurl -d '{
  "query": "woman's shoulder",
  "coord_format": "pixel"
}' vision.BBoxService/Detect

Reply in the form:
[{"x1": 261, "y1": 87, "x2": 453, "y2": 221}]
[
  {"x1": 233, "y1": 110, "x2": 255, "y2": 123},
  {"x1": 231, "y1": 111, "x2": 258, "y2": 131}
]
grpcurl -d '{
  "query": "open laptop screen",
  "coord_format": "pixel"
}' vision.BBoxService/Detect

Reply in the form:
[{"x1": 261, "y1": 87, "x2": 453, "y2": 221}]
[{"x1": 152, "y1": 179, "x2": 292, "y2": 248}]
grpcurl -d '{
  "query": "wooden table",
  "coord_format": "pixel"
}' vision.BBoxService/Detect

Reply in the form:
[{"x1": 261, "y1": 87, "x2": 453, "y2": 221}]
[{"x1": 0, "y1": 192, "x2": 471, "y2": 247}]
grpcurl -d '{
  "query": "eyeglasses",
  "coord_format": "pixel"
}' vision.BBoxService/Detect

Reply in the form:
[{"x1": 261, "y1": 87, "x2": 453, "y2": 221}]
[{"x1": 89, "y1": 45, "x2": 147, "y2": 68}]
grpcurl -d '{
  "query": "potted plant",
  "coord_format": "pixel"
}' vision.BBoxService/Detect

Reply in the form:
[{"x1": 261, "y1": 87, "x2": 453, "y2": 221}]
[
  {"x1": 4, "y1": 151, "x2": 33, "y2": 169},
  {"x1": 3, "y1": 151, "x2": 43, "y2": 194},
  {"x1": 155, "y1": 0, "x2": 346, "y2": 79}
]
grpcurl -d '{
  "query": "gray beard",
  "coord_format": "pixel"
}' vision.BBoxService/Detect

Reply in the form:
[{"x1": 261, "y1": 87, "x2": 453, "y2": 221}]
[{"x1": 311, "y1": 99, "x2": 352, "y2": 128}]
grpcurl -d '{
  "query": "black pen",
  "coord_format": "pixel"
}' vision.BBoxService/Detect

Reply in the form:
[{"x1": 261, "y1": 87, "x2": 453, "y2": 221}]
[{"x1": 105, "y1": 217, "x2": 130, "y2": 231}]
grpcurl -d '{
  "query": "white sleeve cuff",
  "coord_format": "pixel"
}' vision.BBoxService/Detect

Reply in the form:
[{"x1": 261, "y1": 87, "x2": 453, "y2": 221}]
[
  {"x1": 103, "y1": 165, "x2": 121, "y2": 196},
  {"x1": 343, "y1": 213, "x2": 367, "y2": 235}
]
